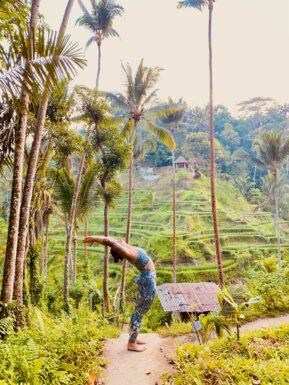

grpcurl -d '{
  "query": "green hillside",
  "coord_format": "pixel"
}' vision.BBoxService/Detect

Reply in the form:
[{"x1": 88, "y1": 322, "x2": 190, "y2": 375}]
[
  {"x1": 34, "y1": 168, "x2": 288, "y2": 286},
  {"x1": 1, "y1": 167, "x2": 288, "y2": 288}
]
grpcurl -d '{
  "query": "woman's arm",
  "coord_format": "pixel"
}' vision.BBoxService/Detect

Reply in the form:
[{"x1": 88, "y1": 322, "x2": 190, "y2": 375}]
[{"x1": 83, "y1": 236, "x2": 138, "y2": 261}]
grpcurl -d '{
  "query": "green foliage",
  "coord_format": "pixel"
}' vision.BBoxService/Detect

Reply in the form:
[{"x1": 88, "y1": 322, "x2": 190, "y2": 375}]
[
  {"x1": 158, "y1": 322, "x2": 192, "y2": 337},
  {"x1": 247, "y1": 268, "x2": 289, "y2": 312},
  {"x1": 147, "y1": 232, "x2": 196, "y2": 262},
  {"x1": 198, "y1": 312, "x2": 230, "y2": 344},
  {"x1": 261, "y1": 256, "x2": 278, "y2": 273},
  {"x1": 0, "y1": 307, "x2": 119, "y2": 385},
  {"x1": 164, "y1": 324, "x2": 289, "y2": 385},
  {"x1": 182, "y1": 132, "x2": 224, "y2": 168},
  {"x1": 218, "y1": 288, "x2": 260, "y2": 340}
]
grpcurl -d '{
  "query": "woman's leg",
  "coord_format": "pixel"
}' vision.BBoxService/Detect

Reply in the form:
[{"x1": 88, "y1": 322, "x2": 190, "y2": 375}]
[{"x1": 128, "y1": 272, "x2": 156, "y2": 351}]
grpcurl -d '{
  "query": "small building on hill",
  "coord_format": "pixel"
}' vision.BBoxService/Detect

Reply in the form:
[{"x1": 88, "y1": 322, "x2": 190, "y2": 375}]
[
  {"x1": 175, "y1": 155, "x2": 189, "y2": 169},
  {"x1": 157, "y1": 282, "x2": 221, "y2": 321}
]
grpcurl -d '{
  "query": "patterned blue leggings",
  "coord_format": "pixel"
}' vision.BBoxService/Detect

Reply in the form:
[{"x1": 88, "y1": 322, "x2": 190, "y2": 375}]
[{"x1": 129, "y1": 270, "x2": 157, "y2": 343}]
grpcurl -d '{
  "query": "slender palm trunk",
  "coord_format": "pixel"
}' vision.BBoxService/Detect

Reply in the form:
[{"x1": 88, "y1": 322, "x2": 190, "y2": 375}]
[
  {"x1": 208, "y1": 0, "x2": 224, "y2": 288},
  {"x1": 64, "y1": 125, "x2": 90, "y2": 306},
  {"x1": 172, "y1": 150, "x2": 177, "y2": 283},
  {"x1": 103, "y1": 196, "x2": 110, "y2": 313},
  {"x1": 1, "y1": 0, "x2": 40, "y2": 306},
  {"x1": 44, "y1": 215, "x2": 49, "y2": 278},
  {"x1": 14, "y1": 0, "x2": 76, "y2": 311},
  {"x1": 119, "y1": 126, "x2": 136, "y2": 311},
  {"x1": 72, "y1": 227, "x2": 77, "y2": 285},
  {"x1": 39, "y1": 210, "x2": 45, "y2": 276},
  {"x1": 273, "y1": 170, "x2": 281, "y2": 267},
  {"x1": 253, "y1": 165, "x2": 257, "y2": 187},
  {"x1": 96, "y1": 42, "x2": 101, "y2": 89},
  {"x1": 84, "y1": 214, "x2": 88, "y2": 258}
]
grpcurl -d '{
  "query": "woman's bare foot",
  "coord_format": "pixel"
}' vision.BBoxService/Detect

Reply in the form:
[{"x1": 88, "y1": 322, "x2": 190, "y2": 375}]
[
  {"x1": 136, "y1": 338, "x2": 146, "y2": 345},
  {"x1": 127, "y1": 341, "x2": 146, "y2": 352}
]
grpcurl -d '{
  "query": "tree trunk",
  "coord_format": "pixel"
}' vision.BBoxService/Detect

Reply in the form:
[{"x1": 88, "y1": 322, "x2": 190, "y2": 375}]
[
  {"x1": 1, "y1": 0, "x2": 40, "y2": 306},
  {"x1": 273, "y1": 170, "x2": 281, "y2": 267},
  {"x1": 253, "y1": 164, "x2": 257, "y2": 187},
  {"x1": 96, "y1": 42, "x2": 101, "y2": 89},
  {"x1": 172, "y1": 150, "x2": 177, "y2": 283},
  {"x1": 44, "y1": 214, "x2": 49, "y2": 278},
  {"x1": 84, "y1": 214, "x2": 88, "y2": 258},
  {"x1": 72, "y1": 227, "x2": 77, "y2": 286},
  {"x1": 14, "y1": 0, "x2": 76, "y2": 312},
  {"x1": 208, "y1": 0, "x2": 224, "y2": 288},
  {"x1": 64, "y1": 125, "x2": 90, "y2": 307},
  {"x1": 119, "y1": 126, "x2": 136, "y2": 311},
  {"x1": 39, "y1": 210, "x2": 45, "y2": 276},
  {"x1": 103, "y1": 197, "x2": 110, "y2": 313}
]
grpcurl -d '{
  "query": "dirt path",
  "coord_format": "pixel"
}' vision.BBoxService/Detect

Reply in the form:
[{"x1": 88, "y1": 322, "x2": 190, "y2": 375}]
[
  {"x1": 239, "y1": 313, "x2": 289, "y2": 333},
  {"x1": 104, "y1": 333, "x2": 177, "y2": 385},
  {"x1": 103, "y1": 314, "x2": 289, "y2": 385}
]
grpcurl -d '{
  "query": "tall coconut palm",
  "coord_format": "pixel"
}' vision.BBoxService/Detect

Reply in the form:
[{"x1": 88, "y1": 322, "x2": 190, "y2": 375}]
[
  {"x1": 156, "y1": 99, "x2": 186, "y2": 283},
  {"x1": 13, "y1": 0, "x2": 85, "y2": 316},
  {"x1": 76, "y1": 0, "x2": 124, "y2": 89},
  {"x1": 238, "y1": 131, "x2": 289, "y2": 268},
  {"x1": 107, "y1": 59, "x2": 176, "y2": 309},
  {"x1": 178, "y1": 0, "x2": 224, "y2": 287}
]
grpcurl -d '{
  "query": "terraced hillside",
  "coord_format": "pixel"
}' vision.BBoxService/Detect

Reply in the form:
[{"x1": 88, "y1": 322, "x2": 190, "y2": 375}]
[
  {"x1": 43, "y1": 168, "x2": 288, "y2": 282},
  {"x1": 1, "y1": 168, "x2": 289, "y2": 285}
]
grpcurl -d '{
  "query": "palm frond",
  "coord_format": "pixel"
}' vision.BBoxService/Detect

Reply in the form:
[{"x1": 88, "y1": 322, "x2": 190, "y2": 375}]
[
  {"x1": 77, "y1": 0, "x2": 124, "y2": 40},
  {"x1": 0, "y1": 27, "x2": 86, "y2": 100},
  {"x1": 75, "y1": 14, "x2": 97, "y2": 32},
  {"x1": 104, "y1": 91, "x2": 129, "y2": 110},
  {"x1": 134, "y1": 138, "x2": 156, "y2": 162},
  {"x1": 149, "y1": 100, "x2": 187, "y2": 128},
  {"x1": 77, "y1": 165, "x2": 99, "y2": 219},
  {"x1": 140, "y1": 89, "x2": 158, "y2": 109},
  {"x1": 233, "y1": 149, "x2": 266, "y2": 168},
  {"x1": 104, "y1": 28, "x2": 120, "y2": 38},
  {"x1": 145, "y1": 120, "x2": 176, "y2": 150},
  {"x1": 50, "y1": 168, "x2": 74, "y2": 216},
  {"x1": 177, "y1": 0, "x2": 209, "y2": 10},
  {"x1": 122, "y1": 62, "x2": 135, "y2": 106},
  {"x1": 280, "y1": 137, "x2": 289, "y2": 160},
  {"x1": 78, "y1": 0, "x2": 90, "y2": 14},
  {"x1": 85, "y1": 35, "x2": 96, "y2": 49},
  {"x1": 121, "y1": 118, "x2": 134, "y2": 139}
]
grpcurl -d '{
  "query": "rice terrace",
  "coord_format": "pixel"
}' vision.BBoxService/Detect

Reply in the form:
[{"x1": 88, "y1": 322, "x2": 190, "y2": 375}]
[{"x1": 0, "y1": 0, "x2": 289, "y2": 384}]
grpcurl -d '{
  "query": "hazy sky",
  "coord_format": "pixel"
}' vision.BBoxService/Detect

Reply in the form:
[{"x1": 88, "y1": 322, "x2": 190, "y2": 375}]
[{"x1": 40, "y1": 0, "x2": 289, "y2": 112}]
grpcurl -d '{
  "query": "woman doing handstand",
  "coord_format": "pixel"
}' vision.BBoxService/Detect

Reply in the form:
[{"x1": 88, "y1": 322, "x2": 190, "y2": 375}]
[{"x1": 83, "y1": 236, "x2": 156, "y2": 352}]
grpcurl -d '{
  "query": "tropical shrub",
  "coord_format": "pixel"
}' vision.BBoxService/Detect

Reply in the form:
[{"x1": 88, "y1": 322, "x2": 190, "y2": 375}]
[
  {"x1": 0, "y1": 307, "x2": 119, "y2": 385},
  {"x1": 162, "y1": 324, "x2": 289, "y2": 385}
]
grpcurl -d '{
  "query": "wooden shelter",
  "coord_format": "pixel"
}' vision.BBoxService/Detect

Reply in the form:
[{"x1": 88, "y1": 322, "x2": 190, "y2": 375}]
[
  {"x1": 157, "y1": 282, "x2": 221, "y2": 321},
  {"x1": 174, "y1": 155, "x2": 189, "y2": 169}
]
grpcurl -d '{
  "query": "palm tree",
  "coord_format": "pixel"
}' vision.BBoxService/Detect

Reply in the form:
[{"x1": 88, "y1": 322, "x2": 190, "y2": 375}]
[
  {"x1": 107, "y1": 59, "x2": 175, "y2": 308},
  {"x1": 13, "y1": 0, "x2": 85, "y2": 317},
  {"x1": 1, "y1": 0, "x2": 40, "y2": 307},
  {"x1": 156, "y1": 99, "x2": 186, "y2": 283},
  {"x1": 76, "y1": 0, "x2": 124, "y2": 89},
  {"x1": 51, "y1": 164, "x2": 97, "y2": 290},
  {"x1": 238, "y1": 131, "x2": 289, "y2": 267},
  {"x1": 178, "y1": 0, "x2": 224, "y2": 288}
]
